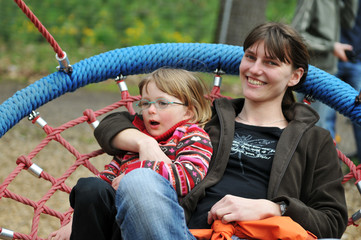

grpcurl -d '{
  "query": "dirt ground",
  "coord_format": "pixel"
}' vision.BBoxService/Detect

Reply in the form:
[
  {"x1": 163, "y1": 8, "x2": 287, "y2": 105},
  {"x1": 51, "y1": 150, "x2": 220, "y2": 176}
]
[{"x1": 0, "y1": 82, "x2": 360, "y2": 239}]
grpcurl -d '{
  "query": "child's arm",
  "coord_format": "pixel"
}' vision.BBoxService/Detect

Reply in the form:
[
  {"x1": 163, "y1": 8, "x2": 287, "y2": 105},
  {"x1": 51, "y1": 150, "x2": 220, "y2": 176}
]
[
  {"x1": 124, "y1": 124, "x2": 213, "y2": 196},
  {"x1": 97, "y1": 158, "x2": 122, "y2": 184},
  {"x1": 168, "y1": 125, "x2": 213, "y2": 196}
]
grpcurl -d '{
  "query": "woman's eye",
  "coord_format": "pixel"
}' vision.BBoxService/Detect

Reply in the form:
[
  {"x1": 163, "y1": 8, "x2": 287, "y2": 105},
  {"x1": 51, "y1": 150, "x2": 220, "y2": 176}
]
[
  {"x1": 245, "y1": 54, "x2": 256, "y2": 60},
  {"x1": 266, "y1": 60, "x2": 278, "y2": 66}
]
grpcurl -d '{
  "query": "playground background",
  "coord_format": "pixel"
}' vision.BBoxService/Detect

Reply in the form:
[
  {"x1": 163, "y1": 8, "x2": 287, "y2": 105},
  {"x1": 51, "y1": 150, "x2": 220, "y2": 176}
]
[{"x1": 0, "y1": 0, "x2": 360, "y2": 239}]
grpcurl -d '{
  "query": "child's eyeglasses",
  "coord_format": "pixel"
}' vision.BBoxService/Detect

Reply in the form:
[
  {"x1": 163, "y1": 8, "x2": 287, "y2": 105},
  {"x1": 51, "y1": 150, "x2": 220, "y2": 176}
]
[{"x1": 136, "y1": 98, "x2": 186, "y2": 110}]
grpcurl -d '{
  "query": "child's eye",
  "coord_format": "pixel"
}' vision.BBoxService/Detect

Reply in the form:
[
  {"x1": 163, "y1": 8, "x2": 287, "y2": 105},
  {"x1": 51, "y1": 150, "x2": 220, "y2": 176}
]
[
  {"x1": 138, "y1": 100, "x2": 150, "y2": 107},
  {"x1": 157, "y1": 100, "x2": 169, "y2": 106}
]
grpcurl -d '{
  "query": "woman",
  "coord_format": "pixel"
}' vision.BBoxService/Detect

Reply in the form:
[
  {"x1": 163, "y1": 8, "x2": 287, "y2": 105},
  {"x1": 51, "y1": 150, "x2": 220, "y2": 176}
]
[{"x1": 90, "y1": 22, "x2": 347, "y2": 239}]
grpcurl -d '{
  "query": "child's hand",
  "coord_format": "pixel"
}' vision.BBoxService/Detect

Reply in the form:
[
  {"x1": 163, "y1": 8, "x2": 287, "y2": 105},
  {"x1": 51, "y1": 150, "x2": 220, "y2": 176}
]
[
  {"x1": 47, "y1": 220, "x2": 72, "y2": 240},
  {"x1": 138, "y1": 138, "x2": 171, "y2": 164},
  {"x1": 112, "y1": 174, "x2": 125, "y2": 190}
]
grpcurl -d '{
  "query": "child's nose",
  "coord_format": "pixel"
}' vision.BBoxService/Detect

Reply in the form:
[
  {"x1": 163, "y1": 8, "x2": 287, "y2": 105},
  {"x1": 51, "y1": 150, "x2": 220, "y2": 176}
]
[{"x1": 147, "y1": 103, "x2": 157, "y2": 113}]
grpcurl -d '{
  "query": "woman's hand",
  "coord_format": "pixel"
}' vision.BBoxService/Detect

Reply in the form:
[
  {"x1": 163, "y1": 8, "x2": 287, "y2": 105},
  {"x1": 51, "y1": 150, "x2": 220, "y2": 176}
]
[
  {"x1": 47, "y1": 220, "x2": 72, "y2": 240},
  {"x1": 207, "y1": 195, "x2": 281, "y2": 225}
]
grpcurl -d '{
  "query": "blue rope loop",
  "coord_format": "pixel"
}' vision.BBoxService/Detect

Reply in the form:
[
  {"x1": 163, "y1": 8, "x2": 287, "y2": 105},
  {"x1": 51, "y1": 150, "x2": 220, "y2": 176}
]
[{"x1": 0, "y1": 43, "x2": 360, "y2": 138}]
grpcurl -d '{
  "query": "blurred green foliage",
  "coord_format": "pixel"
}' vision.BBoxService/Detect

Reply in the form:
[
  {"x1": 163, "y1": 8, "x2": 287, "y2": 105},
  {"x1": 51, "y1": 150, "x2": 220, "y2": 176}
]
[
  {"x1": 0, "y1": 0, "x2": 296, "y2": 86},
  {"x1": 266, "y1": 0, "x2": 297, "y2": 23},
  {"x1": 1, "y1": 0, "x2": 218, "y2": 49}
]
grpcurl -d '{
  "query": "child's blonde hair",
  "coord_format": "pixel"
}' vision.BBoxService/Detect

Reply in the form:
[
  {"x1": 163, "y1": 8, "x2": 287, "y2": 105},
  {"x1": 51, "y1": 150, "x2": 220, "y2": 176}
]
[{"x1": 138, "y1": 68, "x2": 212, "y2": 127}]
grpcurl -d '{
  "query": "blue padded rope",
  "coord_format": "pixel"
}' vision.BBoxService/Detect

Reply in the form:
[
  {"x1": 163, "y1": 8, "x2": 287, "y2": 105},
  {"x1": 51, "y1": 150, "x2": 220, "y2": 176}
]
[
  {"x1": 0, "y1": 43, "x2": 360, "y2": 138},
  {"x1": 0, "y1": 43, "x2": 242, "y2": 138},
  {"x1": 298, "y1": 65, "x2": 361, "y2": 123}
]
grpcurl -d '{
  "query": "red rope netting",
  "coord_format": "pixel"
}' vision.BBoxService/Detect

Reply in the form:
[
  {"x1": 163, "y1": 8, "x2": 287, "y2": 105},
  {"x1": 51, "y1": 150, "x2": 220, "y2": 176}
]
[{"x1": 0, "y1": 90, "x2": 136, "y2": 239}]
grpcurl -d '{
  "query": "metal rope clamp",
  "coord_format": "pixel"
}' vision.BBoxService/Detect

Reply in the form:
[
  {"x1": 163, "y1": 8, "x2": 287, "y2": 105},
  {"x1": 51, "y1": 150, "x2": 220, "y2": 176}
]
[
  {"x1": 115, "y1": 74, "x2": 128, "y2": 92},
  {"x1": 89, "y1": 120, "x2": 99, "y2": 130},
  {"x1": 28, "y1": 163, "x2": 43, "y2": 178},
  {"x1": 303, "y1": 94, "x2": 315, "y2": 105},
  {"x1": 56, "y1": 51, "x2": 73, "y2": 74},
  {"x1": 0, "y1": 228, "x2": 14, "y2": 240},
  {"x1": 213, "y1": 68, "x2": 225, "y2": 87},
  {"x1": 28, "y1": 110, "x2": 47, "y2": 128}
]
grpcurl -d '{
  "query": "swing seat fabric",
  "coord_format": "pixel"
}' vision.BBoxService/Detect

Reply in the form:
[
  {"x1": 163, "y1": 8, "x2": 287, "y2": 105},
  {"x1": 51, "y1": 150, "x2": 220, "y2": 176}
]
[{"x1": 190, "y1": 217, "x2": 317, "y2": 240}]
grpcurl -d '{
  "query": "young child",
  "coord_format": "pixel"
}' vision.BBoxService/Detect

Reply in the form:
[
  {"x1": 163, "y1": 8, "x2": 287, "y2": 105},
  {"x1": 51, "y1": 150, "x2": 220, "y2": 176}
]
[
  {"x1": 97, "y1": 67, "x2": 213, "y2": 197},
  {"x1": 48, "y1": 68, "x2": 213, "y2": 239}
]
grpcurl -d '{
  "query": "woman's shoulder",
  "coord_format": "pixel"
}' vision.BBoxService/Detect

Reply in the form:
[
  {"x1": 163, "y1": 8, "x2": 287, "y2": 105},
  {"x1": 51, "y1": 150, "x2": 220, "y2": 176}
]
[
  {"x1": 285, "y1": 102, "x2": 333, "y2": 141},
  {"x1": 287, "y1": 102, "x2": 319, "y2": 126},
  {"x1": 292, "y1": 114, "x2": 334, "y2": 146}
]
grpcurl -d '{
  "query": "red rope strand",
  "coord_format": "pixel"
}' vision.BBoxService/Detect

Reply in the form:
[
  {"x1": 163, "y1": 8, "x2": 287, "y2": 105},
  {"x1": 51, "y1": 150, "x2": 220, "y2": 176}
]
[{"x1": 13, "y1": 0, "x2": 64, "y2": 58}]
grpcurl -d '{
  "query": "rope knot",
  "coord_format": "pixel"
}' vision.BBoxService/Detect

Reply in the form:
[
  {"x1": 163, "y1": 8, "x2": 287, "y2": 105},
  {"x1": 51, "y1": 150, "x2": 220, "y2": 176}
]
[
  {"x1": 16, "y1": 155, "x2": 32, "y2": 169},
  {"x1": 83, "y1": 109, "x2": 97, "y2": 124}
]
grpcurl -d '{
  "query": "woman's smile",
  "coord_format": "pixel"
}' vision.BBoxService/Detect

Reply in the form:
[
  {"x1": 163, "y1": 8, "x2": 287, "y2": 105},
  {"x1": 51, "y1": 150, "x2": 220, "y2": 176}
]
[{"x1": 247, "y1": 76, "x2": 266, "y2": 86}]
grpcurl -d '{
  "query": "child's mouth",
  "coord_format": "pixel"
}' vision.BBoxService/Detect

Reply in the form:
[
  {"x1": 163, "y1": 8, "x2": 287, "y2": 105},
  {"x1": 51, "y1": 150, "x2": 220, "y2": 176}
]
[{"x1": 150, "y1": 120, "x2": 160, "y2": 126}]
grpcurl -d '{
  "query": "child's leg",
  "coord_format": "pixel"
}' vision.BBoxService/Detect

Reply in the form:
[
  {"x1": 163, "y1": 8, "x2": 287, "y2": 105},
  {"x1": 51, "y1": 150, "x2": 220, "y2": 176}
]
[
  {"x1": 69, "y1": 177, "x2": 121, "y2": 240},
  {"x1": 116, "y1": 168, "x2": 196, "y2": 240}
]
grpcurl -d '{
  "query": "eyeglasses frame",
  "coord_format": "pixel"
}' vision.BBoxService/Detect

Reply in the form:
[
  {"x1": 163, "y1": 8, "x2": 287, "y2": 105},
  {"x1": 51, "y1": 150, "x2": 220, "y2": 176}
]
[{"x1": 136, "y1": 98, "x2": 186, "y2": 110}]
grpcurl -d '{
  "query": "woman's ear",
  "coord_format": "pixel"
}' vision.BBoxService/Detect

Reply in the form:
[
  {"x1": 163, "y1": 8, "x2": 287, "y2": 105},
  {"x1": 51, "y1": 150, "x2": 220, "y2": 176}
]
[{"x1": 288, "y1": 67, "x2": 304, "y2": 87}]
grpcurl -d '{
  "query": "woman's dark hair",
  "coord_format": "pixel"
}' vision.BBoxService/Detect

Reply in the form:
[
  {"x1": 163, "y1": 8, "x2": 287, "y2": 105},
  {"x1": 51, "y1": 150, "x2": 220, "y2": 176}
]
[{"x1": 243, "y1": 22, "x2": 310, "y2": 111}]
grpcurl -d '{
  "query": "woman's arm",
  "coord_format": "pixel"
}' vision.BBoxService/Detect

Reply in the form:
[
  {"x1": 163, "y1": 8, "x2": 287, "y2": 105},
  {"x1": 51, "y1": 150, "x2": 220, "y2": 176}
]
[
  {"x1": 274, "y1": 134, "x2": 347, "y2": 238},
  {"x1": 94, "y1": 111, "x2": 137, "y2": 155},
  {"x1": 94, "y1": 111, "x2": 170, "y2": 162},
  {"x1": 111, "y1": 128, "x2": 170, "y2": 163}
]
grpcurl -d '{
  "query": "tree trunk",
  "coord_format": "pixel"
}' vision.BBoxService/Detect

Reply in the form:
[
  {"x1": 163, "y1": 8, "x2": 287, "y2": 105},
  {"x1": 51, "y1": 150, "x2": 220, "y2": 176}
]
[{"x1": 214, "y1": 0, "x2": 267, "y2": 46}]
